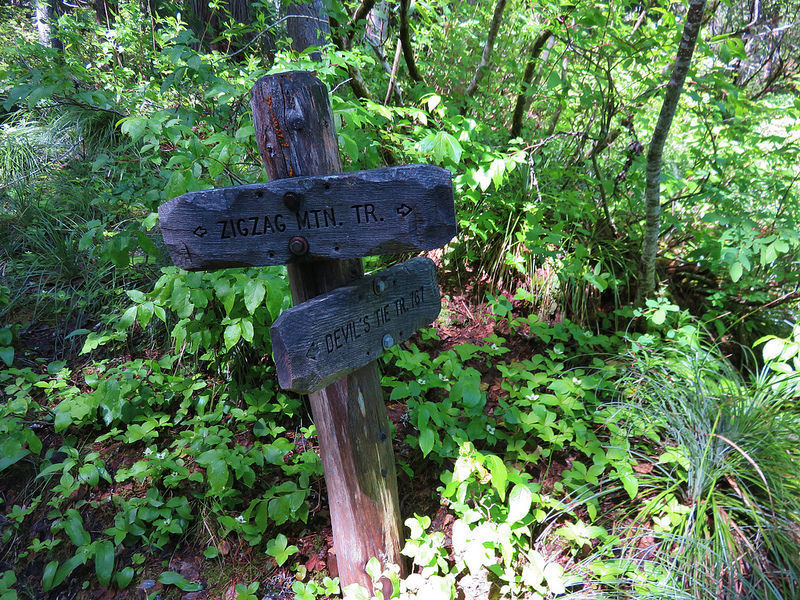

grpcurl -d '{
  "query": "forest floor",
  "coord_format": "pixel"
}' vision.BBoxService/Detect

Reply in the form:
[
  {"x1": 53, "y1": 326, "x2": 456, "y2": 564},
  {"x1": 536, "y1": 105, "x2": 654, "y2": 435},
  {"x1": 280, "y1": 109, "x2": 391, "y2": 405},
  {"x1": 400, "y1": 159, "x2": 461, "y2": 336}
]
[{"x1": 3, "y1": 283, "x2": 551, "y2": 600}]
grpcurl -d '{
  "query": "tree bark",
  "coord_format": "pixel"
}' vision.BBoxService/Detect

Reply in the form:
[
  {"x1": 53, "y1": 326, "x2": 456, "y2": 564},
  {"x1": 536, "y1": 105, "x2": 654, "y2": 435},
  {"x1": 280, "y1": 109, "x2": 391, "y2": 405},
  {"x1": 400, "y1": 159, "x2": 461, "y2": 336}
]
[
  {"x1": 286, "y1": 0, "x2": 330, "y2": 60},
  {"x1": 636, "y1": 0, "x2": 708, "y2": 304},
  {"x1": 509, "y1": 29, "x2": 552, "y2": 139},
  {"x1": 399, "y1": 0, "x2": 422, "y2": 82},
  {"x1": 34, "y1": 0, "x2": 51, "y2": 46},
  {"x1": 35, "y1": 0, "x2": 63, "y2": 50},
  {"x1": 461, "y1": 0, "x2": 507, "y2": 113}
]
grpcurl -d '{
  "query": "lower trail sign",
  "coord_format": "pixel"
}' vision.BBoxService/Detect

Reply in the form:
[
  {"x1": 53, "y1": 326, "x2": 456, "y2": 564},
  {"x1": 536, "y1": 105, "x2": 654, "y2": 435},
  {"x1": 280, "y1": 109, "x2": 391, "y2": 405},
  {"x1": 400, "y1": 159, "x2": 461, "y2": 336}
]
[
  {"x1": 271, "y1": 257, "x2": 441, "y2": 394},
  {"x1": 157, "y1": 70, "x2": 456, "y2": 597}
]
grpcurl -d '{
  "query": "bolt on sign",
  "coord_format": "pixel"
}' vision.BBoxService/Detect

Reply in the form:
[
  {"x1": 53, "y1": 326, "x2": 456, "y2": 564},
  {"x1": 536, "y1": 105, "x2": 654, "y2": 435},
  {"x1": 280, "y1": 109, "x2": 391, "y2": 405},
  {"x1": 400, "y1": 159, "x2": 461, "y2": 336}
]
[{"x1": 158, "y1": 164, "x2": 455, "y2": 271}]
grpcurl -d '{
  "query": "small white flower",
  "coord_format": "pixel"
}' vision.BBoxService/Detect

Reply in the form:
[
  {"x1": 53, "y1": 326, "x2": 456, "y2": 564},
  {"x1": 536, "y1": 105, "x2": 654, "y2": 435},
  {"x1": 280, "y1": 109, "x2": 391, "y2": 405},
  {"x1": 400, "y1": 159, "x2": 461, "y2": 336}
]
[
  {"x1": 486, "y1": 425, "x2": 496, "y2": 435},
  {"x1": 235, "y1": 515, "x2": 246, "y2": 524},
  {"x1": 156, "y1": 451, "x2": 167, "y2": 460},
  {"x1": 143, "y1": 447, "x2": 153, "y2": 456}
]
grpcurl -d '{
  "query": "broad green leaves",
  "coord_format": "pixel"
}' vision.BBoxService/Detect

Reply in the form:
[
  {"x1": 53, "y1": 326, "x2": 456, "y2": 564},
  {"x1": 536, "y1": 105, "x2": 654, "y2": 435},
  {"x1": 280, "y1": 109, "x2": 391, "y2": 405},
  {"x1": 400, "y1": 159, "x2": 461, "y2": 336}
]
[{"x1": 417, "y1": 131, "x2": 463, "y2": 165}]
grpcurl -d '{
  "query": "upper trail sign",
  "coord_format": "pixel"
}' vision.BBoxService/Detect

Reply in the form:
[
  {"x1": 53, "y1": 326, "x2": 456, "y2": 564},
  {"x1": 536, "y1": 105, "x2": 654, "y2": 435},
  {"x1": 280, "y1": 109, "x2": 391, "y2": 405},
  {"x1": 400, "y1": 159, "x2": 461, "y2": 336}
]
[{"x1": 158, "y1": 163, "x2": 456, "y2": 271}]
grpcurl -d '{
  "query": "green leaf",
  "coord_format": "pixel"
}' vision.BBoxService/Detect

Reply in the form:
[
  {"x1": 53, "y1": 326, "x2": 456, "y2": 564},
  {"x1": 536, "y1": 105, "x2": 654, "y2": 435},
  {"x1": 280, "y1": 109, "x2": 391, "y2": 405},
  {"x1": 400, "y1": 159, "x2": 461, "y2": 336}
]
[
  {"x1": 266, "y1": 533, "x2": 298, "y2": 566},
  {"x1": 763, "y1": 338, "x2": 785, "y2": 362},
  {"x1": 114, "y1": 567, "x2": 134, "y2": 588},
  {"x1": 64, "y1": 510, "x2": 89, "y2": 546},
  {"x1": 419, "y1": 428, "x2": 435, "y2": 457},
  {"x1": 224, "y1": 322, "x2": 241, "y2": 351},
  {"x1": 618, "y1": 471, "x2": 639, "y2": 500},
  {"x1": 651, "y1": 308, "x2": 666, "y2": 325},
  {"x1": 417, "y1": 131, "x2": 463, "y2": 165},
  {"x1": 0, "y1": 346, "x2": 13, "y2": 367},
  {"x1": 41, "y1": 561, "x2": 59, "y2": 592},
  {"x1": 158, "y1": 571, "x2": 202, "y2": 592},
  {"x1": 120, "y1": 117, "x2": 148, "y2": 141},
  {"x1": 94, "y1": 540, "x2": 115, "y2": 587},
  {"x1": 206, "y1": 459, "x2": 229, "y2": 494},
  {"x1": 543, "y1": 562, "x2": 566, "y2": 595},
  {"x1": 47, "y1": 360, "x2": 66, "y2": 374},
  {"x1": 729, "y1": 261, "x2": 743, "y2": 282},
  {"x1": 142, "y1": 212, "x2": 159, "y2": 230},
  {"x1": 365, "y1": 557, "x2": 382, "y2": 581},
  {"x1": 118, "y1": 305, "x2": 138, "y2": 329},
  {"x1": 49, "y1": 555, "x2": 86, "y2": 590},
  {"x1": 507, "y1": 484, "x2": 532, "y2": 524},
  {"x1": 244, "y1": 280, "x2": 266, "y2": 314},
  {"x1": 484, "y1": 455, "x2": 507, "y2": 500},
  {"x1": 240, "y1": 319, "x2": 254, "y2": 343}
]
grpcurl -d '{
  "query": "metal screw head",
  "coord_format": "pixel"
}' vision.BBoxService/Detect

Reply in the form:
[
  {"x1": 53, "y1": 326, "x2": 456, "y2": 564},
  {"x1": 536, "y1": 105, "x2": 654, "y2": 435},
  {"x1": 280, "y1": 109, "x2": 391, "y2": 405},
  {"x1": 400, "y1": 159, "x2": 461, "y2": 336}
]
[
  {"x1": 382, "y1": 334, "x2": 394, "y2": 349},
  {"x1": 373, "y1": 279, "x2": 386, "y2": 295},
  {"x1": 283, "y1": 191, "x2": 301, "y2": 212},
  {"x1": 288, "y1": 236, "x2": 309, "y2": 256}
]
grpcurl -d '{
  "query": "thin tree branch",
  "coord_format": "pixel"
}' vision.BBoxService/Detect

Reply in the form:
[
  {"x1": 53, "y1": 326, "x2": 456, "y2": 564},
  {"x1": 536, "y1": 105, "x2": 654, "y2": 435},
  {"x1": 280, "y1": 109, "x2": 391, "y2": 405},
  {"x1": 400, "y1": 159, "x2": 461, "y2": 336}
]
[
  {"x1": 225, "y1": 14, "x2": 324, "y2": 58},
  {"x1": 461, "y1": 0, "x2": 507, "y2": 114},
  {"x1": 385, "y1": 38, "x2": 404, "y2": 105},
  {"x1": 399, "y1": 0, "x2": 422, "y2": 81},
  {"x1": 636, "y1": 0, "x2": 708, "y2": 304},
  {"x1": 509, "y1": 29, "x2": 552, "y2": 139},
  {"x1": 350, "y1": 0, "x2": 375, "y2": 32}
]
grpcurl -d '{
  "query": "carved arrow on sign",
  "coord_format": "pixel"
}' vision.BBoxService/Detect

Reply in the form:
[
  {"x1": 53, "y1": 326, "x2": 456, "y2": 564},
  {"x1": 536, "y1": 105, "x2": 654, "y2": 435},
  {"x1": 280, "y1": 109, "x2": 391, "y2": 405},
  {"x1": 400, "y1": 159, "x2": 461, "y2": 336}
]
[
  {"x1": 270, "y1": 257, "x2": 441, "y2": 394},
  {"x1": 158, "y1": 164, "x2": 456, "y2": 271}
]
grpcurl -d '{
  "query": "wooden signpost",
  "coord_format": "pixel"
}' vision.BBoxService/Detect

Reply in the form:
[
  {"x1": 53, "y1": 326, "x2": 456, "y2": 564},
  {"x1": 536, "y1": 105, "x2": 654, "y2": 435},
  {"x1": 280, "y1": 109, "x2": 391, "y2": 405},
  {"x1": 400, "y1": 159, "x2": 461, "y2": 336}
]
[
  {"x1": 158, "y1": 164, "x2": 455, "y2": 271},
  {"x1": 157, "y1": 70, "x2": 457, "y2": 597}
]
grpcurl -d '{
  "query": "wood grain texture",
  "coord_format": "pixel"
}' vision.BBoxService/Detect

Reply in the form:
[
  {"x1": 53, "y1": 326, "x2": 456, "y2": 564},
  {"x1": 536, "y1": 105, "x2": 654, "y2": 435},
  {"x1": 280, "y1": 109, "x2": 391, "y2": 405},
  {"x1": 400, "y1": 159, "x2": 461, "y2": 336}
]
[
  {"x1": 157, "y1": 164, "x2": 456, "y2": 271},
  {"x1": 271, "y1": 257, "x2": 440, "y2": 393},
  {"x1": 250, "y1": 71, "x2": 405, "y2": 595}
]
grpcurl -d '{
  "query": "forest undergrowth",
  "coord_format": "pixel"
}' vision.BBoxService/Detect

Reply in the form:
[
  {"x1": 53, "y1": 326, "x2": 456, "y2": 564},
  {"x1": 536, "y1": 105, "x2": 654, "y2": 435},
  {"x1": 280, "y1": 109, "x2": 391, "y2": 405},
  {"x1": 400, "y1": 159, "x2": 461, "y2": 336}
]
[{"x1": 2, "y1": 0, "x2": 800, "y2": 599}]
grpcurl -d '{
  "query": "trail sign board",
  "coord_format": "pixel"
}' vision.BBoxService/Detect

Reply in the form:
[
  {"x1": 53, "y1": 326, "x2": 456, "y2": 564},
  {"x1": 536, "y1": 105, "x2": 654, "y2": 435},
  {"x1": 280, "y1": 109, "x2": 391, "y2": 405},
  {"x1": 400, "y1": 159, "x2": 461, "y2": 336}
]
[
  {"x1": 158, "y1": 163, "x2": 456, "y2": 271},
  {"x1": 270, "y1": 257, "x2": 440, "y2": 393}
]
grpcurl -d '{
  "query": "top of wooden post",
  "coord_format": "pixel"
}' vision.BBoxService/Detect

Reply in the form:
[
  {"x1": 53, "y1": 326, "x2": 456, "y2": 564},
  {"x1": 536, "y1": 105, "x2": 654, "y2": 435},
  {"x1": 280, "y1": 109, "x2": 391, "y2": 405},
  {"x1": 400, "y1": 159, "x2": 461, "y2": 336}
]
[{"x1": 252, "y1": 71, "x2": 341, "y2": 180}]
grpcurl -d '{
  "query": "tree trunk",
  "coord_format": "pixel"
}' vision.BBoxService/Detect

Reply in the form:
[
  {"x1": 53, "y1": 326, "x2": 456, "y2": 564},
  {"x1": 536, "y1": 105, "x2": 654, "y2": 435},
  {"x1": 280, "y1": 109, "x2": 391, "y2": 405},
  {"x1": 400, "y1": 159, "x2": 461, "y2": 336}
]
[
  {"x1": 286, "y1": 0, "x2": 330, "y2": 60},
  {"x1": 509, "y1": 29, "x2": 552, "y2": 139},
  {"x1": 636, "y1": 0, "x2": 708, "y2": 304},
  {"x1": 461, "y1": 0, "x2": 507, "y2": 113},
  {"x1": 399, "y1": 0, "x2": 422, "y2": 81},
  {"x1": 35, "y1": 0, "x2": 63, "y2": 50},
  {"x1": 34, "y1": 0, "x2": 51, "y2": 46}
]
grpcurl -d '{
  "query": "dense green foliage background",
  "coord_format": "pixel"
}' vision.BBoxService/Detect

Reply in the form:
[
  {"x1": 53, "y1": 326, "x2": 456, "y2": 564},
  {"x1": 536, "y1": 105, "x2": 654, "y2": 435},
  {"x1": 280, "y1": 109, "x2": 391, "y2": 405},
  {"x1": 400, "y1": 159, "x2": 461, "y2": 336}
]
[{"x1": 1, "y1": 0, "x2": 799, "y2": 598}]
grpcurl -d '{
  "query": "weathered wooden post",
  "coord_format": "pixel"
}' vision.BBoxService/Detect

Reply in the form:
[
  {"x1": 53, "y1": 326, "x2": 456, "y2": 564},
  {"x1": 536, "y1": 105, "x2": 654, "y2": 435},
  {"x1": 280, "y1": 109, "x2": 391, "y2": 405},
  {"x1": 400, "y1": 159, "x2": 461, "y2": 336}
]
[
  {"x1": 250, "y1": 70, "x2": 403, "y2": 594},
  {"x1": 158, "y1": 70, "x2": 456, "y2": 596}
]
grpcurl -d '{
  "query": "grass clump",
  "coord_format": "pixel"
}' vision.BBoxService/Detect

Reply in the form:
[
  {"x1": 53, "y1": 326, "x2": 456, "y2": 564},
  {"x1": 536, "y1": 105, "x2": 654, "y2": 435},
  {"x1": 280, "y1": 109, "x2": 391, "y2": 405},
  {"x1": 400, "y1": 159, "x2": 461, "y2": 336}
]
[{"x1": 618, "y1": 343, "x2": 800, "y2": 599}]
